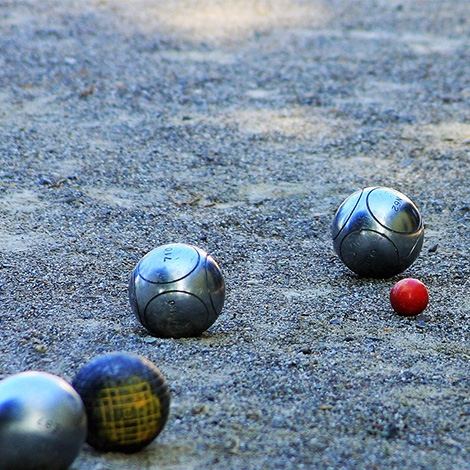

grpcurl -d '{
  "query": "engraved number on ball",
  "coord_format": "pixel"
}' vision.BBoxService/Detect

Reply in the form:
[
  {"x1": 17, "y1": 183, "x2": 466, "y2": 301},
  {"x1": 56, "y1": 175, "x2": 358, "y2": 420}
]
[
  {"x1": 392, "y1": 197, "x2": 403, "y2": 212},
  {"x1": 167, "y1": 299, "x2": 177, "y2": 312},
  {"x1": 163, "y1": 246, "x2": 173, "y2": 262},
  {"x1": 38, "y1": 417, "x2": 60, "y2": 434}
]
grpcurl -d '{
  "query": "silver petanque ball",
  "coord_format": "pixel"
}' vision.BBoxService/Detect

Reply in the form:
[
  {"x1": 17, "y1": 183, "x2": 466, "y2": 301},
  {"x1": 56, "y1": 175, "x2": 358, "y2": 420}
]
[
  {"x1": 129, "y1": 243, "x2": 226, "y2": 338},
  {"x1": 332, "y1": 186, "x2": 424, "y2": 278},
  {"x1": 0, "y1": 371, "x2": 87, "y2": 470}
]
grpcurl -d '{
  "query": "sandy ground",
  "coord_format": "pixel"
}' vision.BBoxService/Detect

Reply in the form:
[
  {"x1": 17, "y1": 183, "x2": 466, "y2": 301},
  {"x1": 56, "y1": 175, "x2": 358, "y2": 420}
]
[{"x1": 1, "y1": 0, "x2": 470, "y2": 468}]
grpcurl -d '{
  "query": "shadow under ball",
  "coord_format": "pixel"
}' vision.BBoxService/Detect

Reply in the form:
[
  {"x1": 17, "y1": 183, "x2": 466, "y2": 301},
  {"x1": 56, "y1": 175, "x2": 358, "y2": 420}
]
[
  {"x1": 129, "y1": 243, "x2": 226, "y2": 338},
  {"x1": 0, "y1": 371, "x2": 87, "y2": 470},
  {"x1": 332, "y1": 186, "x2": 424, "y2": 278}
]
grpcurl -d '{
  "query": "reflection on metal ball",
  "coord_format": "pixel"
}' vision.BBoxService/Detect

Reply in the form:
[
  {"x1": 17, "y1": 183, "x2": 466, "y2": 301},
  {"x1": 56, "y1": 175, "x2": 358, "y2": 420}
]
[
  {"x1": 332, "y1": 186, "x2": 424, "y2": 278},
  {"x1": 0, "y1": 371, "x2": 87, "y2": 470},
  {"x1": 129, "y1": 243, "x2": 225, "y2": 338}
]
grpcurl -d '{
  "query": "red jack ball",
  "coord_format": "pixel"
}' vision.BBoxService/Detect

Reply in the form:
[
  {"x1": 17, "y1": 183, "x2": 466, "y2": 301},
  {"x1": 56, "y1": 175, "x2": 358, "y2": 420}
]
[{"x1": 390, "y1": 278, "x2": 429, "y2": 316}]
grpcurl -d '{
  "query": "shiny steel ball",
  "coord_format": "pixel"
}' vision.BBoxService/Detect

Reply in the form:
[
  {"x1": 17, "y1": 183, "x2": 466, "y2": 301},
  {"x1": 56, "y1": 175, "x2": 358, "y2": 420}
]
[
  {"x1": 129, "y1": 243, "x2": 226, "y2": 338},
  {"x1": 72, "y1": 352, "x2": 170, "y2": 454},
  {"x1": 0, "y1": 371, "x2": 87, "y2": 470},
  {"x1": 332, "y1": 186, "x2": 424, "y2": 278}
]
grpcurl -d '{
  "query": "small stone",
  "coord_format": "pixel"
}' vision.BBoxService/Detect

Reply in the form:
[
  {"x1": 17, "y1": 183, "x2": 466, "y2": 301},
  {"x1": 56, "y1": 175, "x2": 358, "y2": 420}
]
[
  {"x1": 143, "y1": 337, "x2": 158, "y2": 344},
  {"x1": 34, "y1": 344, "x2": 48, "y2": 353}
]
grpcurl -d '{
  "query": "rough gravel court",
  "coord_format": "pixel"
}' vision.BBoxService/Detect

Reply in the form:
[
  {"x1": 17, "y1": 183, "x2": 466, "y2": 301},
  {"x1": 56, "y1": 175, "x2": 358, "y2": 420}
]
[{"x1": 1, "y1": 1, "x2": 470, "y2": 469}]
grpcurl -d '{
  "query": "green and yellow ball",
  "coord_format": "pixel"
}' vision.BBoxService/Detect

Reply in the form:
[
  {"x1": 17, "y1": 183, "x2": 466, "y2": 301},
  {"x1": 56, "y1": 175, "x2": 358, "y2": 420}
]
[{"x1": 72, "y1": 352, "x2": 170, "y2": 453}]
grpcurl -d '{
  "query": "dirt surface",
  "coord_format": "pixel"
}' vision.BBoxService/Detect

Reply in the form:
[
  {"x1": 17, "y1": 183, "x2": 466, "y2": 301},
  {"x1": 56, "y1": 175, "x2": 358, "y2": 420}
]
[{"x1": 1, "y1": 1, "x2": 470, "y2": 468}]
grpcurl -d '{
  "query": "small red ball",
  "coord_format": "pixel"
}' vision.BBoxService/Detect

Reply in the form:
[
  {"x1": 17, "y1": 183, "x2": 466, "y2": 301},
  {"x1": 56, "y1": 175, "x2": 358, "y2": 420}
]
[{"x1": 390, "y1": 278, "x2": 429, "y2": 316}]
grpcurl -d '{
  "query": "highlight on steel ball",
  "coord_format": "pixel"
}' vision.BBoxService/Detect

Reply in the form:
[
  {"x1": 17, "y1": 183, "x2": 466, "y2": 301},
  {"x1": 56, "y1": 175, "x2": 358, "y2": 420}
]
[
  {"x1": 332, "y1": 186, "x2": 424, "y2": 278},
  {"x1": 129, "y1": 243, "x2": 225, "y2": 338}
]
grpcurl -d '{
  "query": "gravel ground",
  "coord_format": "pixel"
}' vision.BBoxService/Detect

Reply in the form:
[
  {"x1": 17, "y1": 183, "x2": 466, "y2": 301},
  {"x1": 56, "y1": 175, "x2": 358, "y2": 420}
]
[{"x1": 1, "y1": 1, "x2": 470, "y2": 469}]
